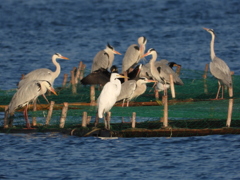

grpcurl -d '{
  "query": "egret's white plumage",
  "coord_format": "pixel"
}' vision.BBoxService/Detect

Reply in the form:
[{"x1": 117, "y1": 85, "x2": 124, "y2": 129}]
[
  {"x1": 18, "y1": 53, "x2": 69, "y2": 88},
  {"x1": 97, "y1": 73, "x2": 126, "y2": 118}
]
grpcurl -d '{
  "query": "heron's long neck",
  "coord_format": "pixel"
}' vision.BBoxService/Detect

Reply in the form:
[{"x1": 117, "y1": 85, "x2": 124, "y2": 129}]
[
  {"x1": 105, "y1": 49, "x2": 114, "y2": 69},
  {"x1": 52, "y1": 56, "x2": 60, "y2": 79},
  {"x1": 139, "y1": 44, "x2": 146, "y2": 60},
  {"x1": 210, "y1": 32, "x2": 216, "y2": 60},
  {"x1": 150, "y1": 53, "x2": 157, "y2": 65}
]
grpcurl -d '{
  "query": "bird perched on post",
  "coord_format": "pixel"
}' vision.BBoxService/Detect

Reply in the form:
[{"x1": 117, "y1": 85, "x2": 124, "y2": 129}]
[
  {"x1": 203, "y1": 27, "x2": 233, "y2": 99},
  {"x1": 117, "y1": 77, "x2": 156, "y2": 107},
  {"x1": 95, "y1": 73, "x2": 127, "y2": 129},
  {"x1": 91, "y1": 44, "x2": 121, "y2": 72},
  {"x1": 18, "y1": 53, "x2": 69, "y2": 88},
  {"x1": 122, "y1": 36, "x2": 147, "y2": 74},
  {"x1": 6, "y1": 80, "x2": 57, "y2": 129}
]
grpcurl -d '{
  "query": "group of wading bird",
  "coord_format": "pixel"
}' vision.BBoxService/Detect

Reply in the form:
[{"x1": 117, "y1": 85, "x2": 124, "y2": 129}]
[{"x1": 5, "y1": 27, "x2": 234, "y2": 129}]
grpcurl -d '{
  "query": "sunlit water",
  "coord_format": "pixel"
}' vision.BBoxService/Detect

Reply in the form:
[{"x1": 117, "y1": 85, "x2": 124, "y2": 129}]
[{"x1": 1, "y1": 0, "x2": 240, "y2": 179}]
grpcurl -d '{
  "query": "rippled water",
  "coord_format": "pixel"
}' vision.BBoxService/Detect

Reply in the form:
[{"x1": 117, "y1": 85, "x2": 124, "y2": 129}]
[
  {"x1": 1, "y1": 0, "x2": 240, "y2": 90},
  {"x1": 1, "y1": 0, "x2": 240, "y2": 179},
  {"x1": 0, "y1": 133, "x2": 239, "y2": 180}
]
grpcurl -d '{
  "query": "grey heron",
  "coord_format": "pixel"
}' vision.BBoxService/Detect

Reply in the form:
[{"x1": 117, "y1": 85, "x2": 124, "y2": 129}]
[
  {"x1": 95, "y1": 73, "x2": 127, "y2": 129},
  {"x1": 91, "y1": 44, "x2": 121, "y2": 72},
  {"x1": 203, "y1": 27, "x2": 233, "y2": 99},
  {"x1": 6, "y1": 80, "x2": 57, "y2": 129},
  {"x1": 122, "y1": 36, "x2": 147, "y2": 73},
  {"x1": 18, "y1": 53, "x2": 69, "y2": 88},
  {"x1": 117, "y1": 77, "x2": 156, "y2": 107},
  {"x1": 142, "y1": 49, "x2": 184, "y2": 95}
]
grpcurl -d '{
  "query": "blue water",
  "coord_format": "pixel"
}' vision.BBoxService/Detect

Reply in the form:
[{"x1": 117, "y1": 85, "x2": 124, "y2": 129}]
[
  {"x1": 0, "y1": 133, "x2": 240, "y2": 180},
  {"x1": 1, "y1": 0, "x2": 240, "y2": 179}
]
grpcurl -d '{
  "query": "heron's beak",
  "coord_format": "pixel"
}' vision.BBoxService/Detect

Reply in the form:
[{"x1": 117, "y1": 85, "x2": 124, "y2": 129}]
[
  {"x1": 203, "y1": 27, "x2": 208, "y2": 31},
  {"x1": 61, "y1": 56, "x2": 69, "y2": 60},
  {"x1": 141, "y1": 52, "x2": 150, "y2": 58},
  {"x1": 50, "y1": 87, "x2": 58, "y2": 96},
  {"x1": 113, "y1": 50, "x2": 121, "y2": 55},
  {"x1": 147, "y1": 79, "x2": 157, "y2": 83},
  {"x1": 117, "y1": 75, "x2": 128, "y2": 79}
]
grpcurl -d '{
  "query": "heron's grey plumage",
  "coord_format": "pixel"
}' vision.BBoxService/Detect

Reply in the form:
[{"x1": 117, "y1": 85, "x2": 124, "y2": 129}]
[
  {"x1": 117, "y1": 77, "x2": 155, "y2": 107},
  {"x1": 122, "y1": 36, "x2": 147, "y2": 73},
  {"x1": 203, "y1": 27, "x2": 233, "y2": 98},
  {"x1": 91, "y1": 44, "x2": 121, "y2": 72},
  {"x1": 18, "y1": 53, "x2": 69, "y2": 88},
  {"x1": 6, "y1": 80, "x2": 57, "y2": 129}
]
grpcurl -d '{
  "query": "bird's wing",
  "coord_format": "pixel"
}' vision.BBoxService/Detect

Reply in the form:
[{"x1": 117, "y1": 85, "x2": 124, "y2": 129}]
[
  {"x1": 117, "y1": 80, "x2": 137, "y2": 101},
  {"x1": 91, "y1": 50, "x2": 109, "y2": 72},
  {"x1": 8, "y1": 81, "x2": 41, "y2": 113},
  {"x1": 122, "y1": 44, "x2": 140, "y2": 72},
  {"x1": 210, "y1": 58, "x2": 232, "y2": 84},
  {"x1": 18, "y1": 68, "x2": 53, "y2": 88},
  {"x1": 97, "y1": 83, "x2": 119, "y2": 115}
]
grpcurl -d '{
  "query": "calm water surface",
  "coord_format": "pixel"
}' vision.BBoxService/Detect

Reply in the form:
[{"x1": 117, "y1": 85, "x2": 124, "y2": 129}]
[
  {"x1": 0, "y1": 133, "x2": 240, "y2": 180},
  {"x1": 1, "y1": 0, "x2": 240, "y2": 179}
]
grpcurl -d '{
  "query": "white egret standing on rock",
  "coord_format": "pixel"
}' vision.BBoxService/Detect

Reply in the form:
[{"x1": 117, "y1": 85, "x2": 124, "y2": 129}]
[
  {"x1": 91, "y1": 44, "x2": 121, "y2": 72},
  {"x1": 117, "y1": 77, "x2": 156, "y2": 107},
  {"x1": 122, "y1": 36, "x2": 147, "y2": 73},
  {"x1": 95, "y1": 73, "x2": 127, "y2": 129},
  {"x1": 6, "y1": 80, "x2": 57, "y2": 129},
  {"x1": 203, "y1": 27, "x2": 233, "y2": 99}
]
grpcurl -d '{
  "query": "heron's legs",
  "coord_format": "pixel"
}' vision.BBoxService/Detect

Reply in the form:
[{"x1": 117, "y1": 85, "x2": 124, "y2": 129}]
[
  {"x1": 215, "y1": 81, "x2": 221, "y2": 99},
  {"x1": 23, "y1": 105, "x2": 31, "y2": 129},
  {"x1": 122, "y1": 99, "x2": 126, "y2": 107}
]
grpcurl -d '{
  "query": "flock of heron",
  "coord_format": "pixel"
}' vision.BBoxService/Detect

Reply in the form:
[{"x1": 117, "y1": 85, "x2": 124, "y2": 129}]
[{"x1": 5, "y1": 27, "x2": 233, "y2": 129}]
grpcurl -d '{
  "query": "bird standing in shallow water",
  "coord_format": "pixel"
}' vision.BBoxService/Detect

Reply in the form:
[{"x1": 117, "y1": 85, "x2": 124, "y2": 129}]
[
  {"x1": 95, "y1": 73, "x2": 127, "y2": 129},
  {"x1": 203, "y1": 27, "x2": 233, "y2": 99},
  {"x1": 91, "y1": 44, "x2": 121, "y2": 72},
  {"x1": 6, "y1": 80, "x2": 57, "y2": 129}
]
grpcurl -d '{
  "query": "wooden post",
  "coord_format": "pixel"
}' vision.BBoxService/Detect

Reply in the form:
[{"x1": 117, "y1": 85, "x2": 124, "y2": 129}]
[
  {"x1": 169, "y1": 74, "x2": 175, "y2": 98},
  {"x1": 4, "y1": 106, "x2": 9, "y2": 128},
  {"x1": 75, "y1": 61, "x2": 83, "y2": 84},
  {"x1": 203, "y1": 64, "x2": 209, "y2": 94},
  {"x1": 162, "y1": 95, "x2": 168, "y2": 128},
  {"x1": 71, "y1": 67, "x2": 77, "y2": 94},
  {"x1": 203, "y1": 63, "x2": 209, "y2": 79},
  {"x1": 226, "y1": 98, "x2": 234, "y2": 127},
  {"x1": 32, "y1": 99, "x2": 37, "y2": 126},
  {"x1": 82, "y1": 111, "x2": 87, "y2": 127},
  {"x1": 87, "y1": 116, "x2": 91, "y2": 125},
  {"x1": 45, "y1": 101, "x2": 55, "y2": 125},
  {"x1": 155, "y1": 87, "x2": 159, "y2": 100},
  {"x1": 90, "y1": 85, "x2": 96, "y2": 105},
  {"x1": 79, "y1": 64, "x2": 86, "y2": 80},
  {"x1": 132, "y1": 112, "x2": 136, "y2": 128},
  {"x1": 62, "y1": 74, "x2": 68, "y2": 87},
  {"x1": 59, "y1": 102, "x2": 68, "y2": 128},
  {"x1": 176, "y1": 65, "x2": 181, "y2": 75}
]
